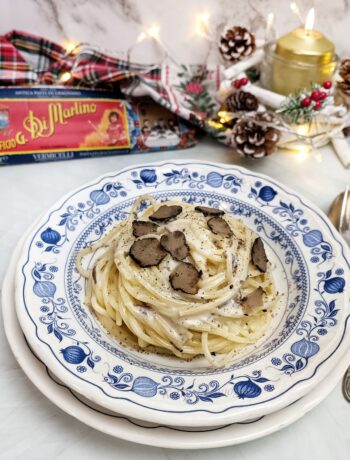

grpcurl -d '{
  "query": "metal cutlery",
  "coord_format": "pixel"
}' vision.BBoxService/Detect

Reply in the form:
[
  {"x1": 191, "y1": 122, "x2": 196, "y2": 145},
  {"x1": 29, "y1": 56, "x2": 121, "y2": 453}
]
[{"x1": 328, "y1": 186, "x2": 350, "y2": 402}]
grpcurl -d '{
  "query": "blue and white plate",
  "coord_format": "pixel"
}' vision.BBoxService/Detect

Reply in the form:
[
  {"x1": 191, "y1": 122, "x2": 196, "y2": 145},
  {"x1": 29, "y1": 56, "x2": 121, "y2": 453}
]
[
  {"x1": 15, "y1": 160, "x2": 350, "y2": 427},
  {"x1": 5, "y1": 223, "x2": 350, "y2": 449}
]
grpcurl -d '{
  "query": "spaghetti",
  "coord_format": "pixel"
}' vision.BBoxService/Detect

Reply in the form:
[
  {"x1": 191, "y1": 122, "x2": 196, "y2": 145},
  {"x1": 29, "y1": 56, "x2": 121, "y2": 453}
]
[{"x1": 77, "y1": 195, "x2": 278, "y2": 367}]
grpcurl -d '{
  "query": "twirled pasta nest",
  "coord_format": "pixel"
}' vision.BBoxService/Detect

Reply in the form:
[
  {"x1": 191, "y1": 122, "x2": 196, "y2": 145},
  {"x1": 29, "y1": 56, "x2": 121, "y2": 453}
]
[{"x1": 77, "y1": 195, "x2": 278, "y2": 367}]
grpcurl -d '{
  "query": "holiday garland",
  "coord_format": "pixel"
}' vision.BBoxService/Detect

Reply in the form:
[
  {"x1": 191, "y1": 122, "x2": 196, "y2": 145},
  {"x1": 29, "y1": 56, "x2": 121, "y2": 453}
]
[
  {"x1": 277, "y1": 81, "x2": 333, "y2": 124},
  {"x1": 1, "y1": 28, "x2": 350, "y2": 161}
]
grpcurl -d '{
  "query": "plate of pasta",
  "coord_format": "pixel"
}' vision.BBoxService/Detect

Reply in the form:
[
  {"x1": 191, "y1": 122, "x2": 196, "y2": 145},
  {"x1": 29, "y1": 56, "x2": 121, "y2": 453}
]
[{"x1": 15, "y1": 160, "x2": 350, "y2": 427}]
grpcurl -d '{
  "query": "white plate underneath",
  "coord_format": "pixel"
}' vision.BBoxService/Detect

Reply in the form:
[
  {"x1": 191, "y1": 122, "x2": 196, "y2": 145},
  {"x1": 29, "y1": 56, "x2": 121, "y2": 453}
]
[{"x1": 2, "y1": 233, "x2": 349, "y2": 449}]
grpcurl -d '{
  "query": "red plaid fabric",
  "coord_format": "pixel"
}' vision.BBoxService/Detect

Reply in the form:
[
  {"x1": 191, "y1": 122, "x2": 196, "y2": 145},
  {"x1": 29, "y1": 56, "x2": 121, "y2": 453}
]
[
  {"x1": 0, "y1": 30, "x2": 155, "y2": 86},
  {"x1": 0, "y1": 30, "x2": 229, "y2": 145}
]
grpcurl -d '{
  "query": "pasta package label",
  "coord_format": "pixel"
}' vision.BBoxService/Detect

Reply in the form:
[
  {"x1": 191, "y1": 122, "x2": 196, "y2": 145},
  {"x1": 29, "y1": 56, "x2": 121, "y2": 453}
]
[{"x1": 0, "y1": 88, "x2": 197, "y2": 165}]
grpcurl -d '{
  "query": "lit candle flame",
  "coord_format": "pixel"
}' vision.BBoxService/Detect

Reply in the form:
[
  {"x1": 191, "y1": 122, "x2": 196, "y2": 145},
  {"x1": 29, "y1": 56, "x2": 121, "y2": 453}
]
[
  {"x1": 305, "y1": 7, "x2": 315, "y2": 31},
  {"x1": 195, "y1": 11, "x2": 210, "y2": 37}
]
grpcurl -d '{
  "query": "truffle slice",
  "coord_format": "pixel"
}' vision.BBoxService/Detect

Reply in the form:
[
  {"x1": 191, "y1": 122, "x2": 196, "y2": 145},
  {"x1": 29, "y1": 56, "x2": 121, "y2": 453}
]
[
  {"x1": 207, "y1": 217, "x2": 233, "y2": 237},
  {"x1": 160, "y1": 231, "x2": 189, "y2": 261},
  {"x1": 129, "y1": 238, "x2": 167, "y2": 267},
  {"x1": 242, "y1": 287, "x2": 264, "y2": 315},
  {"x1": 251, "y1": 237, "x2": 268, "y2": 272},
  {"x1": 169, "y1": 262, "x2": 201, "y2": 294},
  {"x1": 149, "y1": 205, "x2": 182, "y2": 222},
  {"x1": 132, "y1": 220, "x2": 159, "y2": 238},
  {"x1": 195, "y1": 206, "x2": 225, "y2": 217}
]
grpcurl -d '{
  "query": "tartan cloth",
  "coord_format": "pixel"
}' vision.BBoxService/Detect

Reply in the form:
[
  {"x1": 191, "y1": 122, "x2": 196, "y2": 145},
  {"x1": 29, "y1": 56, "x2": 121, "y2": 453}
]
[{"x1": 0, "y1": 30, "x2": 230, "y2": 145}]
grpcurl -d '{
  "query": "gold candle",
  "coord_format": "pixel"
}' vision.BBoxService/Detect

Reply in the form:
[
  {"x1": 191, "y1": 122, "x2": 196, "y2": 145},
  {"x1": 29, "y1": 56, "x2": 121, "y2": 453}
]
[{"x1": 272, "y1": 8, "x2": 336, "y2": 95}]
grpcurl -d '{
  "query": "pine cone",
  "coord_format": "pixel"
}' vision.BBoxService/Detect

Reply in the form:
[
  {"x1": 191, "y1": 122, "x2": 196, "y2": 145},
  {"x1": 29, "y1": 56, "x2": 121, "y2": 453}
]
[
  {"x1": 225, "y1": 91, "x2": 259, "y2": 112},
  {"x1": 232, "y1": 114, "x2": 280, "y2": 158},
  {"x1": 219, "y1": 26, "x2": 256, "y2": 63},
  {"x1": 338, "y1": 59, "x2": 350, "y2": 94},
  {"x1": 343, "y1": 127, "x2": 350, "y2": 137}
]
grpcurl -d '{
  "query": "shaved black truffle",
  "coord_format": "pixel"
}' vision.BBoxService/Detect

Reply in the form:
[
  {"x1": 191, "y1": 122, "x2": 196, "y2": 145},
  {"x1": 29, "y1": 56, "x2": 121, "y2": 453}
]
[
  {"x1": 169, "y1": 262, "x2": 201, "y2": 294},
  {"x1": 149, "y1": 205, "x2": 182, "y2": 222},
  {"x1": 242, "y1": 287, "x2": 264, "y2": 315},
  {"x1": 251, "y1": 237, "x2": 268, "y2": 272},
  {"x1": 195, "y1": 206, "x2": 225, "y2": 217},
  {"x1": 132, "y1": 220, "x2": 159, "y2": 238},
  {"x1": 129, "y1": 238, "x2": 166, "y2": 267},
  {"x1": 207, "y1": 217, "x2": 233, "y2": 237},
  {"x1": 160, "y1": 231, "x2": 189, "y2": 261}
]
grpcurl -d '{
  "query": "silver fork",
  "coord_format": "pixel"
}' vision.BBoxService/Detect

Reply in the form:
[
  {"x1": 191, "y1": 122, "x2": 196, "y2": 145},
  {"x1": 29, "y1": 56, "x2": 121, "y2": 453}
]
[{"x1": 328, "y1": 186, "x2": 350, "y2": 402}]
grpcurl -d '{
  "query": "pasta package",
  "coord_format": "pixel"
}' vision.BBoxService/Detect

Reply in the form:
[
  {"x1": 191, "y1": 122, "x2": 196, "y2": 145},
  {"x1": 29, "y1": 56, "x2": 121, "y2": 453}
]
[{"x1": 0, "y1": 88, "x2": 197, "y2": 165}]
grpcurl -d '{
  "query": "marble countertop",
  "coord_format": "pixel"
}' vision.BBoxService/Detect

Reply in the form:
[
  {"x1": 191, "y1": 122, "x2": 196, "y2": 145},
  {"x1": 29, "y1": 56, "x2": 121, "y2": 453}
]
[{"x1": 1, "y1": 139, "x2": 350, "y2": 459}]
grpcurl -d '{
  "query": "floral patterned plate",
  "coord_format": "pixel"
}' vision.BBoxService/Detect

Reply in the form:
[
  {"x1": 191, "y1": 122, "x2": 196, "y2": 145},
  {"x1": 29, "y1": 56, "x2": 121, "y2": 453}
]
[
  {"x1": 15, "y1": 160, "x2": 350, "y2": 427},
  {"x1": 5, "y1": 228, "x2": 350, "y2": 449}
]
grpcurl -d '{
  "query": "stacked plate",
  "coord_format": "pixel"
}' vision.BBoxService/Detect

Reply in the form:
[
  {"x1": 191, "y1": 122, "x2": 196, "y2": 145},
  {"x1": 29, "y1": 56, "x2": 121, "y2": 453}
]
[{"x1": 3, "y1": 160, "x2": 350, "y2": 448}]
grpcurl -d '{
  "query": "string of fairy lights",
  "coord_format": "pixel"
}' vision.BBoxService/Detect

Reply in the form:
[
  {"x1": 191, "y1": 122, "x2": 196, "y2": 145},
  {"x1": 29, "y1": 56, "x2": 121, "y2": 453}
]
[
  {"x1": 54, "y1": 3, "x2": 350, "y2": 164},
  {"x1": 57, "y1": 2, "x2": 316, "y2": 85},
  {"x1": 57, "y1": 8, "x2": 271, "y2": 83}
]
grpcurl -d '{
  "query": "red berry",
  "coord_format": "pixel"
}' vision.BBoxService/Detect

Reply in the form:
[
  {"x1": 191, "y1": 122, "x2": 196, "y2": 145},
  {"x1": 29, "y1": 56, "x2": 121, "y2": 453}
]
[
  {"x1": 319, "y1": 91, "x2": 327, "y2": 100},
  {"x1": 233, "y1": 79, "x2": 241, "y2": 89},
  {"x1": 311, "y1": 90, "x2": 321, "y2": 101},
  {"x1": 301, "y1": 97, "x2": 311, "y2": 107},
  {"x1": 322, "y1": 80, "x2": 332, "y2": 89},
  {"x1": 240, "y1": 77, "x2": 249, "y2": 86},
  {"x1": 314, "y1": 101, "x2": 322, "y2": 110}
]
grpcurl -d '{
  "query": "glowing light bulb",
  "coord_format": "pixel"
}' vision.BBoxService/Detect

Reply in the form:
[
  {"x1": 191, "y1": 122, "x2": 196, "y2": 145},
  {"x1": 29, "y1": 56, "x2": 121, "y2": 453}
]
[
  {"x1": 290, "y1": 3, "x2": 304, "y2": 25},
  {"x1": 195, "y1": 11, "x2": 210, "y2": 37},
  {"x1": 217, "y1": 111, "x2": 228, "y2": 118},
  {"x1": 147, "y1": 24, "x2": 160, "y2": 40},
  {"x1": 207, "y1": 119, "x2": 222, "y2": 129},
  {"x1": 297, "y1": 148, "x2": 307, "y2": 161},
  {"x1": 290, "y1": 2, "x2": 298, "y2": 14},
  {"x1": 295, "y1": 123, "x2": 312, "y2": 136},
  {"x1": 64, "y1": 40, "x2": 78, "y2": 54},
  {"x1": 266, "y1": 12, "x2": 274, "y2": 30},
  {"x1": 199, "y1": 11, "x2": 209, "y2": 24},
  {"x1": 292, "y1": 144, "x2": 312, "y2": 160},
  {"x1": 137, "y1": 31, "x2": 147, "y2": 43},
  {"x1": 136, "y1": 25, "x2": 160, "y2": 44},
  {"x1": 59, "y1": 71, "x2": 72, "y2": 83},
  {"x1": 305, "y1": 8, "x2": 315, "y2": 31}
]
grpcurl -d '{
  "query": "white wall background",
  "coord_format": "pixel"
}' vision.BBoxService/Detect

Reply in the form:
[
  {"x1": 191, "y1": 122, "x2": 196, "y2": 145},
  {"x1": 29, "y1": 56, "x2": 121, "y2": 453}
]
[{"x1": 0, "y1": 0, "x2": 349, "y2": 64}]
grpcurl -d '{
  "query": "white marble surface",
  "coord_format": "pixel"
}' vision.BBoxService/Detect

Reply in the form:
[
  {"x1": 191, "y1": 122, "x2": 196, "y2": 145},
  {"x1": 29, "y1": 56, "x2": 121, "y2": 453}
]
[
  {"x1": 0, "y1": 0, "x2": 350, "y2": 65},
  {"x1": 1, "y1": 140, "x2": 350, "y2": 459}
]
